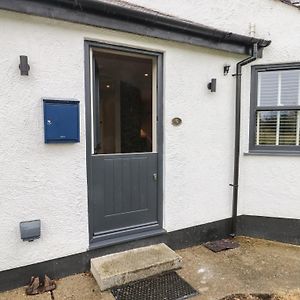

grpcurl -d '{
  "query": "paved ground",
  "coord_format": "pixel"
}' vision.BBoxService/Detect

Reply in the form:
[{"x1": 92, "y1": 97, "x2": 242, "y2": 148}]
[{"x1": 1, "y1": 237, "x2": 300, "y2": 300}]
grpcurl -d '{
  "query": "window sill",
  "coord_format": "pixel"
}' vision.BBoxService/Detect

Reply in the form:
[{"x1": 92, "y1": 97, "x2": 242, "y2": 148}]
[{"x1": 244, "y1": 151, "x2": 300, "y2": 157}]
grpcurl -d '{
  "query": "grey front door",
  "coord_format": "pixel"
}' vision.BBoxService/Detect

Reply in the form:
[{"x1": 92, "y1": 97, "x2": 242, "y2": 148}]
[{"x1": 86, "y1": 44, "x2": 163, "y2": 245}]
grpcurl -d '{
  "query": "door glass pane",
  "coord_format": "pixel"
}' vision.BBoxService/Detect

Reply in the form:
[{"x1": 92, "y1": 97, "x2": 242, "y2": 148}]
[{"x1": 94, "y1": 50, "x2": 154, "y2": 154}]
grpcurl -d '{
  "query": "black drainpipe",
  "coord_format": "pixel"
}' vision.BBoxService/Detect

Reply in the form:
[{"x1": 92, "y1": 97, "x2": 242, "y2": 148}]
[{"x1": 230, "y1": 43, "x2": 258, "y2": 237}]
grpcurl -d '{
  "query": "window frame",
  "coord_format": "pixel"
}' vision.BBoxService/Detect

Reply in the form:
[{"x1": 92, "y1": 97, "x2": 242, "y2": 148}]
[{"x1": 249, "y1": 62, "x2": 300, "y2": 154}]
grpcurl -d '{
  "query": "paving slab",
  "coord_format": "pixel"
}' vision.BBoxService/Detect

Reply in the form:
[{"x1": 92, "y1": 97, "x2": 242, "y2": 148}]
[{"x1": 90, "y1": 243, "x2": 182, "y2": 290}]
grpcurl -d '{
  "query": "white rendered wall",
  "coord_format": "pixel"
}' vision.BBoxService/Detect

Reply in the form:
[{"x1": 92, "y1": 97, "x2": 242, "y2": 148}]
[
  {"x1": 0, "y1": 9, "x2": 241, "y2": 271},
  {"x1": 0, "y1": 0, "x2": 299, "y2": 271},
  {"x1": 126, "y1": 0, "x2": 300, "y2": 219}
]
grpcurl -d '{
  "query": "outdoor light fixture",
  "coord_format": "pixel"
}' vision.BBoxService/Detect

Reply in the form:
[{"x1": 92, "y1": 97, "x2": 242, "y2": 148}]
[
  {"x1": 207, "y1": 78, "x2": 217, "y2": 92},
  {"x1": 223, "y1": 64, "x2": 231, "y2": 76},
  {"x1": 19, "y1": 55, "x2": 30, "y2": 76}
]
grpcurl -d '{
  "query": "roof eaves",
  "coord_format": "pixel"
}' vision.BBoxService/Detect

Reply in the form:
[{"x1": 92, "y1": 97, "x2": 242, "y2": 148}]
[
  {"x1": 89, "y1": 0, "x2": 271, "y2": 48},
  {"x1": 0, "y1": 0, "x2": 271, "y2": 55}
]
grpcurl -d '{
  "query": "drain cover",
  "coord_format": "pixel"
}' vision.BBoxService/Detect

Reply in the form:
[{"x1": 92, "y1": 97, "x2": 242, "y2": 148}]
[
  {"x1": 204, "y1": 239, "x2": 240, "y2": 253},
  {"x1": 111, "y1": 272, "x2": 199, "y2": 300}
]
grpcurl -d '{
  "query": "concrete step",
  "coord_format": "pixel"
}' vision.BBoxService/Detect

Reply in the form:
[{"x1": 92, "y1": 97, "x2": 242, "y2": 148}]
[{"x1": 90, "y1": 243, "x2": 182, "y2": 291}]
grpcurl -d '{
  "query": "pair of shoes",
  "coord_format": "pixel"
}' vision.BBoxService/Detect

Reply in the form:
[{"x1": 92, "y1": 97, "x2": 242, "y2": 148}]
[{"x1": 26, "y1": 275, "x2": 56, "y2": 295}]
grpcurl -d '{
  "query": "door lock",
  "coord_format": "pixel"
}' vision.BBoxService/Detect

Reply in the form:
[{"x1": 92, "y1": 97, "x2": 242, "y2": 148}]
[{"x1": 153, "y1": 173, "x2": 157, "y2": 181}]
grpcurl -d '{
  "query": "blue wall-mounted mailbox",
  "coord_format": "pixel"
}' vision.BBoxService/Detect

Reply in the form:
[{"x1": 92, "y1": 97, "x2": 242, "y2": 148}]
[{"x1": 43, "y1": 99, "x2": 80, "y2": 143}]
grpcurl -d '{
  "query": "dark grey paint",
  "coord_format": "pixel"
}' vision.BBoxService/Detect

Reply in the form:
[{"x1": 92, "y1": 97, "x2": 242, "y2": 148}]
[
  {"x1": 0, "y1": 217, "x2": 233, "y2": 292},
  {"x1": 0, "y1": 0, "x2": 270, "y2": 55},
  {"x1": 84, "y1": 41, "x2": 164, "y2": 247},
  {"x1": 237, "y1": 215, "x2": 300, "y2": 245},
  {"x1": 249, "y1": 62, "x2": 300, "y2": 153},
  {"x1": 91, "y1": 154, "x2": 158, "y2": 235},
  {"x1": 3, "y1": 214, "x2": 300, "y2": 292}
]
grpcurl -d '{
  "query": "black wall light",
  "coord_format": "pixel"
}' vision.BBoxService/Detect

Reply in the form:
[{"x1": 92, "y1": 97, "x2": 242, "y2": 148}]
[
  {"x1": 19, "y1": 55, "x2": 30, "y2": 75},
  {"x1": 207, "y1": 78, "x2": 217, "y2": 92}
]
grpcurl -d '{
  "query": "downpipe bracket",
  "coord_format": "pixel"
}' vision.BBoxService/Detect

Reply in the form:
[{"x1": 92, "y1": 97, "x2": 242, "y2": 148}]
[{"x1": 229, "y1": 184, "x2": 239, "y2": 188}]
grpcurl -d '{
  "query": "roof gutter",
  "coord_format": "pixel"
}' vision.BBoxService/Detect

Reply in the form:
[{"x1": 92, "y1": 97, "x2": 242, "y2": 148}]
[{"x1": 0, "y1": 0, "x2": 271, "y2": 55}]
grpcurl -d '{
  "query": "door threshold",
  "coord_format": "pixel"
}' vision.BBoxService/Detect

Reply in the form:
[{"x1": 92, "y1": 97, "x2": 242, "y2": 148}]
[{"x1": 89, "y1": 227, "x2": 166, "y2": 250}]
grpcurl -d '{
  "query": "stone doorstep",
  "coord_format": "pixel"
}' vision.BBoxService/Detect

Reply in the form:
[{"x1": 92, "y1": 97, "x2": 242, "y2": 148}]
[{"x1": 90, "y1": 243, "x2": 183, "y2": 291}]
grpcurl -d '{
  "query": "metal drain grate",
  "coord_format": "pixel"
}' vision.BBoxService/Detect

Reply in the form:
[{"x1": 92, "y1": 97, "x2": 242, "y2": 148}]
[{"x1": 111, "y1": 272, "x2": 199, "y2": 300}]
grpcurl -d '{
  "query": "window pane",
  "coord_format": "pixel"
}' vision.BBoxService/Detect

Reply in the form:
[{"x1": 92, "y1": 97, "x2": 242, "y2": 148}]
[
  {"x1": 258, "y1": 71, "x2": 279, "y2": 106},
  {"x1": 281, "y1": 70, "x2": 299, "y2": 106},
  {"x1": 258, "y1": 70, "x2": 300, "y2": 107},
  {"x1": 256, "y1": 110, "x2": 300, "y2": 146},
  {"x1": 279, "y1": 111, "x2": 297, "y2": 145},
  {"x1": 256, "y1": 111, "x2": 277, "y2": 145},
  {"x1": 93, "y1": 51, "x2": 154, "y2": 154}
]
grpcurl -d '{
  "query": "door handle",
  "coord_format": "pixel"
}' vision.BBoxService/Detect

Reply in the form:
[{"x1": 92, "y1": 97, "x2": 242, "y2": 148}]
[{"x1": 153, "y1": 173, "x2": 157, "y2": 181}]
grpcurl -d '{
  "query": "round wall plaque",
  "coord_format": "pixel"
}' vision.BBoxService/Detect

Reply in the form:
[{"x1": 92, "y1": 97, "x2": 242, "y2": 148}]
[{"x1": 171, "y1": 117, "x2": 182, "y2": 126}]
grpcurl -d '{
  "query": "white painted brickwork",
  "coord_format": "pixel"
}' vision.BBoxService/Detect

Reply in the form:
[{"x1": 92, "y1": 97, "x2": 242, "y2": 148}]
[{"x1": 0, "y1": 0, "x2": 299, "y2": 271}]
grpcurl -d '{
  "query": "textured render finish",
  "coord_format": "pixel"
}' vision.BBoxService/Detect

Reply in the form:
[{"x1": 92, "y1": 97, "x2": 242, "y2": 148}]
[
  {"x1": 0, "y1": 9, "x2": 240, "y2": 272},
  {"x1": 0, "y1": 12, "x2": 89, "y2": 272},
  {"x1": 90, "y1": 243, "x2": 182, "y2": 290},
  {"x1": 0, "y1": 0, "x2": 299, "y2": 272},
  {"x1": 125, "y1": 0, "x2": 300, "y2": 219}
]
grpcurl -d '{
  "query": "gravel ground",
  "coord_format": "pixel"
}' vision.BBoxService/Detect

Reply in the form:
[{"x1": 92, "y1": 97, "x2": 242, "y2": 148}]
[
  {"x1": 0, "y1": 237, "x2": 300, "y2": 300},
  {"x1": 220, "y1": 290, "x2": 300, "y2": 299}
]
